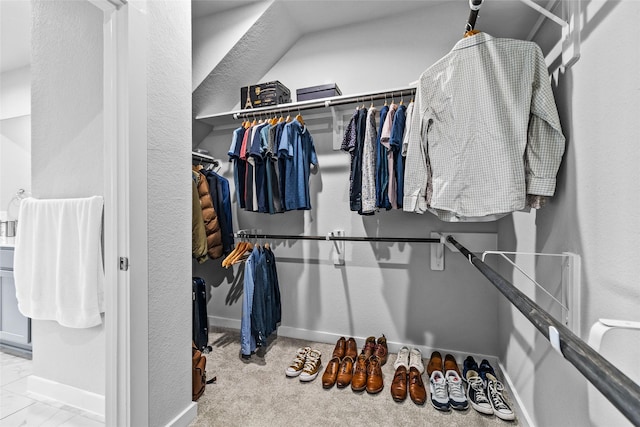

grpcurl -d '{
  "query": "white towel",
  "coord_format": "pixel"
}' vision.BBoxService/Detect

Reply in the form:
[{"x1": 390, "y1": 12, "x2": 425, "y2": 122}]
[{"x1": 13, "y1": 196, "x2": 105, "y2": 328}]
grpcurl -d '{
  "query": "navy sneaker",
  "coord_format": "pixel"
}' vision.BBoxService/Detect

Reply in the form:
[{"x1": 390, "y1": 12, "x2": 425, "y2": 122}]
[
  {"x1": 479, "y1": 359, "x2": 497, "y2": 386},
  {"x1": 463, "y1": 356, "x2": 479, "y2": 381}
]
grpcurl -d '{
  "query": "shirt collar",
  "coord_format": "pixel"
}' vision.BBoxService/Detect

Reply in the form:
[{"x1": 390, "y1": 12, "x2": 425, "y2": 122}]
[{"x1": 452, "y1": 32, "x2": 494, "y2": 51}]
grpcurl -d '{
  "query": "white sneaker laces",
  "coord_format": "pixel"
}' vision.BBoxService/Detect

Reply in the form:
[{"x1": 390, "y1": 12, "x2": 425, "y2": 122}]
[
  {"x1": 447, "y1": 376, "x2": 465, "y2": 399},
  {"x1": 290, "y1": 348, "x2": 308, "y2": 369},
  {"x1": 489, "y1": 380, "x2": 510, "y2": 411},
  {"x1": 433, "y1": 377, "x2": 448, "y2": 400},
  {"x1": 303, "y1": 351, "x2": 320, "y2": 372},
  {"x1": 468, "y1": 376, "x2": 490, "y2": 404}
]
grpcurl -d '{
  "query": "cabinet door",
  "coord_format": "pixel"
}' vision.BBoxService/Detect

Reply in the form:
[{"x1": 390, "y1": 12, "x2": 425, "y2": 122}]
[{"x1": 0, "y1": 271, "x2": 31, "y2": 347}]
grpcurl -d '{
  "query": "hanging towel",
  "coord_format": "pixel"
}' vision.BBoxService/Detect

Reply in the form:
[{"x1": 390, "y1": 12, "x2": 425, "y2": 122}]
[{"x1": 13, "y1": 196, "x2": 105, "y2": 328}]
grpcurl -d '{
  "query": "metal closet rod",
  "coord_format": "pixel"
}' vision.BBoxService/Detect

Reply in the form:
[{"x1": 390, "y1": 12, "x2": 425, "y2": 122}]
[
  {"x1": 235, "y1": 232, "x2": 439, "y2": 243},
  {"x1": 232, "y1": 87, "x2": 416, "y2": 120},
  {"x1": 446, "y1": 235, "x2": 640, "y2": 426}
]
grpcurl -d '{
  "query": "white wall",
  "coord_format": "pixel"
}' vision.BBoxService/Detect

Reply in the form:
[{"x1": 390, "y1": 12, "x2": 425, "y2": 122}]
[
  {"x1": 498, "y1": 1, "x2": 640, "y2": 426},
  {"x1": 146, "y1": 0, "x2": 194, "y2": 425},
  {"x1": 195, "y1": 3, "x2": 507, "y2": 360},
  {"x1": 0, "y1": 66, "x2": 31, "y2": 218},
  {"x1": 30, "y1": 0, "x2": 105, "y2": 396}
]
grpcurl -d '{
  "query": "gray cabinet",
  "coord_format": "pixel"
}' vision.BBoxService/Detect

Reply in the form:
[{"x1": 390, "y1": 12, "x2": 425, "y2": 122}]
[{"x1": 0, "y1": 247, "x2": 31, "y2": 351}]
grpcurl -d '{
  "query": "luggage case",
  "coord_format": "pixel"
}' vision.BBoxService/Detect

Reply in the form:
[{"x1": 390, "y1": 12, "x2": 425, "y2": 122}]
[{"x1": 192, "y1": 277, "x2": 212, "y2": 352}]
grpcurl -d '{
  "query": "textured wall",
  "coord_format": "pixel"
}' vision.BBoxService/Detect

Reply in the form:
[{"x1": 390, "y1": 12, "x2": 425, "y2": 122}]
[
  {"x1": 30, "y1": 0, "x2": 105, "y2": 395},
  {"x1": 146, "y1": 1, "x2": 193, "y2": 425},
  {"x1": 498, "y1": 1, "x2": 640, "y2": 425}
]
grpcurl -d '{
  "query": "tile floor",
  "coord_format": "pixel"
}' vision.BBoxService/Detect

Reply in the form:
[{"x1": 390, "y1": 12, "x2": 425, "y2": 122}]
[{"x1": 0, "y1": 349, "x2": 104, "y2": 427}]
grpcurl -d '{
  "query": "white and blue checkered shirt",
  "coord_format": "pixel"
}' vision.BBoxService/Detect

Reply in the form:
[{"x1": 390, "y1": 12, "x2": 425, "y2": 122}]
[{"x1": 403, "y1": 33, "x2": 565, "y2": 221}]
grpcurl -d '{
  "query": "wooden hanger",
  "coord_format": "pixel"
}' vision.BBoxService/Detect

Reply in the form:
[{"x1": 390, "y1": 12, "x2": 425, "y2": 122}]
[
  {"x1": 296, "y1": 112, "x2": 305, "y2": 126},
  {"x1": 464, "y1": 29, "x2": 481, "y2": 38}
]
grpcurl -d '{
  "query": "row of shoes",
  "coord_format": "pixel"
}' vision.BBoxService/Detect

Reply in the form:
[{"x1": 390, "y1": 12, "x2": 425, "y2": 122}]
[
  {"x1": 463, "y1": 356, "x2": 515, "y2": 421},
  {"x1": 285, "y1": 347, "x2": 322, "y2": 382},
  {"x1": 322, "y1": 335, "x2": 388, "y2": 394}
]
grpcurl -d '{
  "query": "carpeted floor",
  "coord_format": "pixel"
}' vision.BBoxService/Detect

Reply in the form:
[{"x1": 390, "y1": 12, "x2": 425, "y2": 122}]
[{"x1": 190, "y1": 328, "x2": 520, "y2": 427}]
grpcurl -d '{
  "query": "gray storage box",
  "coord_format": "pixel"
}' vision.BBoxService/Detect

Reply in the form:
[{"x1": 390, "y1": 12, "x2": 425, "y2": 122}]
[{"x1": 296, "y1": 83, "x2": 342, "y2": 102}]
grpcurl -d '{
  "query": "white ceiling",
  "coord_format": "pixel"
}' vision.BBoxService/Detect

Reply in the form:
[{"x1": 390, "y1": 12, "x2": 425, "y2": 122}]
[{"x1": 0, "y1": 0, "x2": 32, "y2": 73}]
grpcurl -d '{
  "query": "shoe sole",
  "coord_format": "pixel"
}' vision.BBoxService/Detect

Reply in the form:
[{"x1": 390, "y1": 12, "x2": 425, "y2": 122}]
[
  {"x1": 285, "y1": 370, "x2": 302, "y2": 377},
  {"x1": 300, "y1": 372, "x2": 319, "y2": 382},
  {"x1": 430, "y1": 400, "x2": 450, "y2": 412},
  {"x1": 391, "y1": 395, "x2": 407, "y2": 402},
  {"x1": 469, "y1": 400, "x2": 494, "y2": 415},
  {"x1": 450, "y1": 401, "x2": 469, "y2": 411},
  {"x1": 494, "y1": 410, "x2": 516, "y2": 421},
  {"x1": 351, "y1": 385, "x2": 366, "y2": 392},
  {"x1": 366, "y1": 386, "x2": 383, "y2": 394}
]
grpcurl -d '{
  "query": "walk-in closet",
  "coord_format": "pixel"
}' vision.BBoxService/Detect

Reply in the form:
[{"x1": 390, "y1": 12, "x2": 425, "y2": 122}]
[{"x1": 2, "y1": 1, "x2": 639, "y2": 426}]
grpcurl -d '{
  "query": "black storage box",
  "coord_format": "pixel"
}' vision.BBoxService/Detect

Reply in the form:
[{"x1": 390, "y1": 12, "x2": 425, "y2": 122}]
[
  {"x1": 240, "y1": 81, "x2": 291, "y2": 109},
  {"x1": 296, "y1": 83, "x2": 342, "y2": 102}
]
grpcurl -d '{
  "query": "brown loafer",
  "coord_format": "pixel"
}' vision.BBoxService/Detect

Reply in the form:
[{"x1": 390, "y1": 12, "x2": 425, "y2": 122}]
[
  {"x1": 444, "y1": 354, "x2": 461, "y2": 376},
  {"x1": 427, "y1": 351, "x2": 443, "y2": 376},
  {"x1": 366, "y1": 355, "x2": 384, "y2": 394},
  {"x1": 321, "y1": 356, "x2": 340, "y2": 389},
  {"x1": 332, "y1": 337, "x2": 346, "y2": 360},
  {"x1": 408, "y1": 366, "x2": 427, "y2": 405},
  {"x1": 336, "y1": 356, "x2": 354, "y2": 388},
  {"x1": 374, "y1": 335, "x2": 388, "y2": 365},
  {"x1": 351, "y1": 354, "x2": 368, "y2": 392},
  {"x1": 345, "y1": 338, "x2": 358, "y2": 360},
  {"x1": 362, "y1": 336, "x2": 376, "y2": 359},
  {"x1": 390, "y1": 365, "x2": 408, "y2": 402}
]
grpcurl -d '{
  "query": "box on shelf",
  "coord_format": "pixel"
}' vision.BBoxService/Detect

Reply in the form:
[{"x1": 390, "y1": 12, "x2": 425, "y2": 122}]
[
  {"x1": 240, "y1": 81, "x2": 291, "y2": 109},
  {"x1": 296, "y1": 83, "x2": 342, "y2": 102}
]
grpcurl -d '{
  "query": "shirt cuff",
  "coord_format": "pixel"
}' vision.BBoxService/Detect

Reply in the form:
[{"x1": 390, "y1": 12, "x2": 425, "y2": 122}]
[
  {"x1": 403, "y1": 193, "x2": 427, "y2": 214},
  {"x1": 526, "y1": 177, "x2": 556, "y2": 196}
]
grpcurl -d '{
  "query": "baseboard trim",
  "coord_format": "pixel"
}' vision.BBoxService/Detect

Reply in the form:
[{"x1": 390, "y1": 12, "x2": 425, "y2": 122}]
[
  {"x1": 27, "y1": 375, "x2": 105, "y2": 420},
  {"x1": 165, "y1": 402, "x2": 197, "y2": 427},
  {"x1": 498, "y1": 361, "x2": 535, "y2": 427},
  {"x1": 209, "y1": 315, "x2": 240, "y2": 330}
]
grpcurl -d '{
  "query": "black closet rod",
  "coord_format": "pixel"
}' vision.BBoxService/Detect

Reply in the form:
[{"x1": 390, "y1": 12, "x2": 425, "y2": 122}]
[
  {"x1": 465, "y1": 0, "x2": 483, "y2": 33},
  {"x1": 446, "y1": 235, "x2": 640, "y2": 426},
  {"x1": 235, "y1": 232, "x2": 439, "y2": 244},
  {"x1": 232, "y1": 88, "x2": 417, "y2": 120}
]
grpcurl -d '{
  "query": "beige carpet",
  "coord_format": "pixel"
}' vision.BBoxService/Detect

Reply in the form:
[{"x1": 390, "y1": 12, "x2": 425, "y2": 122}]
[{"x1": 190, "y1": 328, "x2": 520, "y2": 427}]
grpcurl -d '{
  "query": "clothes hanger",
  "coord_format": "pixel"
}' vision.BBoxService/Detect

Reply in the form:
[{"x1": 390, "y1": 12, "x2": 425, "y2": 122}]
[
  {"x1": 295, "y1": 107, "x2": 305, "y2": 126},
  {"x1": 370, "y1": 96, "x2": 374, "y2": 109}
]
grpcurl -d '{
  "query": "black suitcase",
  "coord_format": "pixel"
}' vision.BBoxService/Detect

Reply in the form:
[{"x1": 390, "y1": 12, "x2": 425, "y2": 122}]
[{"x1": 192, "y1": 277, "x2": 211, "y2": 352}]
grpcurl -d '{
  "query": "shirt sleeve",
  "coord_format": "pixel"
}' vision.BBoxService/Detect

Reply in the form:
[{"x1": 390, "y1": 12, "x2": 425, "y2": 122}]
[
  {"x1": 525, "y1": 46, "x2": 566, "y2": 196},
  {"x1": 402, "y1": 89, "x2": 429, "y2": 214}
]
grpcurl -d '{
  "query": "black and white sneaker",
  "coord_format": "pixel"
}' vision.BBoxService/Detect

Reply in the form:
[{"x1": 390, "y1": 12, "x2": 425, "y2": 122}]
[
  {"x1": 487, "y1": 376, "x2": 515, "y2": 421},
  {"x1": 466, "y1": 371, "x2": 493, "y2": 415}
]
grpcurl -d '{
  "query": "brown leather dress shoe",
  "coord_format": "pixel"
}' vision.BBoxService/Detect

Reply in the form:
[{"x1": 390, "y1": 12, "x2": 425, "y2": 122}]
[
  {"x1": 444, "y1": 353, "x2": 461, "y2": 376},
  {"x1": 362, "y1": 336, "x2": 376, "y2": 359},
  {"x1": 374, "y1": 335, "x2": 388, "y2": 365},
  {"x1": 332, "y1": 337, "x2": 346, "y2": 360},
  {"x1": 408, "y1": 366, "x2": 427, "y2": 405},
  {"x1": 336, "y1": 356, "x2": 354, "y2": 388},
  {"x1": 351, "y1": 354, "x2": 368, "y2": 392},
  {"x1": 427, "y1": 351, "x2": 443, "y2": 376},
  {"x1": 390, "y1": 365, "x2": 408, "y2": 402},
  {"x1": 345, "y1": 338, "x2": 358, "y2": 360},
  {"x1": 321, "y1": 356, "x2": 341, "y2": 389},
  {"x1": 366, "y1": 355, "x2": 384, "y2": 394}
]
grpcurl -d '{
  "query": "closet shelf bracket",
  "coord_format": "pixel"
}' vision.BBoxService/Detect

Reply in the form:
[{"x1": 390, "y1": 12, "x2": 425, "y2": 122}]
[
  {"x1": 519, "y1": 0, "x2": 580, "y2": 69},
  {"x1": 481, "y1": 251, "x2": 581, "y2": 335}
]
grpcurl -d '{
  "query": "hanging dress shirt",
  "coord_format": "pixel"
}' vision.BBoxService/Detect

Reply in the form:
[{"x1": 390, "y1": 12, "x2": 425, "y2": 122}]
[
  {"x1": 403, "y1": 33, "x2": 565, "y2": 221},
  {"x1": 389, "y1": 103, "x2": 407, "y2": 209},
  {"x1": 375, "y1": 105, "x2": 390, "y2": 209},
  {"x1": 361, "y1": 107, "x2": 378, "y2": 214}
]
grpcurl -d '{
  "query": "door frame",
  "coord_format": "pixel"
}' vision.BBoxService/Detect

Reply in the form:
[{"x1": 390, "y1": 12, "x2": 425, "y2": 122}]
[{"x1": 87, "y1": 1, "x2": 148, "y2": 425}]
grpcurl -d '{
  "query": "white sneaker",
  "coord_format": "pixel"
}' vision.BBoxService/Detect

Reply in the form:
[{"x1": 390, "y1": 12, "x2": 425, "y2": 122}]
[
  {"x1": 299, "y1": 349, "x2": 322, "y2": 382},
  {"x1": 393, "y1": 346, "x2": 410, "y2": 369},
  {"x1": 487, "y1": 379, "x2": 515, "y2": 420},
  {"x1": 285, "y1": 347, "x2": 310, "y2": 377},
  {"x1": 429, "y1": 371, "x2": 450, "y2": 411},
  {"x1": 409, "y1": 348, "x2": 425, "y2": 374},
  {"x1": 445, "y1": 370, "x2": 468, "y2": 410}
]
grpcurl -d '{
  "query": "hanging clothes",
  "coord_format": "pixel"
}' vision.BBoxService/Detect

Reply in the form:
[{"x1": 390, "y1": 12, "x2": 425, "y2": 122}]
[
  {"x1": 404, "y1": 33, "x2": 565, "y2": 221},
  {"x1": 193, "y1": 166, "x2": 223, "y2": 259},
  {"x1": 341, "y1": 109, "x2": 359, "y2": 211},
  {"x1": 361, "y1": 107, "x2": 378, "y2": 214},
  {"x1": 192, "y1": 173, "x2": 208, "y2": 264},
  {"x1": 201, "y1": 169, "x2": 234, "y2": 256},
  {"x1": 388, "y1": 103, "x2": 407, "y2": 209},
  {"x1": 240, "y1": 244, "x2": 282, "y2": 358},
  {"x1": 375, "y1": 105, "x2": 390, "y2": 210}
]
